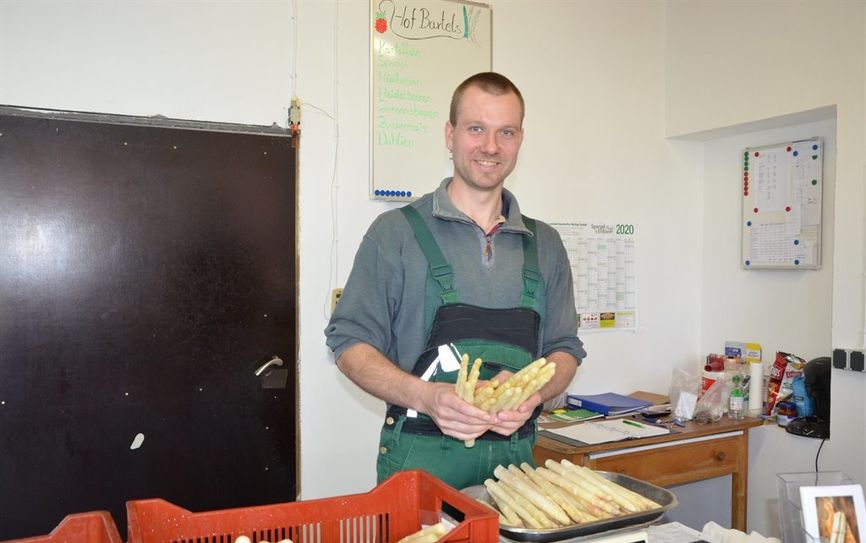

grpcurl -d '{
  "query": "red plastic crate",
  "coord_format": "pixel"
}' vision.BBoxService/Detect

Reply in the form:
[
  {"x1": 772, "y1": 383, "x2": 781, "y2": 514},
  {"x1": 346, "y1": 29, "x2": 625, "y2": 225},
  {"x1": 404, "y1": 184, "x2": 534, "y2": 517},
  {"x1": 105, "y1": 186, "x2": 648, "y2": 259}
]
[
  {"x1": 126, "y1": 470, "x2": 498, "y2": 543},
  {"x1": 1, "y1": 512, "x2": 122, "y2": 543}
]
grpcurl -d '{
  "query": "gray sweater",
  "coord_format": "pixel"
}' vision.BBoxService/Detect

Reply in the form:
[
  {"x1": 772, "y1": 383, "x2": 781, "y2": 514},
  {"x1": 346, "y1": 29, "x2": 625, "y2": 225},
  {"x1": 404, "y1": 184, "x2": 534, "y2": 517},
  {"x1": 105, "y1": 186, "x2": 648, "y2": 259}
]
[{"x1": 325, "y1": 178, "x2": 586, "y2": 372}]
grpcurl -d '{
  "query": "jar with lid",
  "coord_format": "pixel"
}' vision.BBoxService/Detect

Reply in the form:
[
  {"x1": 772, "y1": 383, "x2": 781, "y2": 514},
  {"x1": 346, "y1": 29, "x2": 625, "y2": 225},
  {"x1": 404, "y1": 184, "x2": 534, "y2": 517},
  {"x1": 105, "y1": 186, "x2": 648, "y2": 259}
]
[{"x1": 776, "y1": 401, "x2": 797, "y2": 427}]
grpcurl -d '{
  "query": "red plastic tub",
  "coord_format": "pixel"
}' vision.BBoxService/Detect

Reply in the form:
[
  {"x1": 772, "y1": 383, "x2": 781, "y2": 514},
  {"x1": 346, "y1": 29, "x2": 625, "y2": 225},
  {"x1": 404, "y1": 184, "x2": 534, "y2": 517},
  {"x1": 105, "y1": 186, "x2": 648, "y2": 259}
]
[
  {"x1": 1, "y1": 512, "x2": 122, "y2": 543},
  {"x1": 126, "y1": 470, "x2": 498, "y2": 543}
]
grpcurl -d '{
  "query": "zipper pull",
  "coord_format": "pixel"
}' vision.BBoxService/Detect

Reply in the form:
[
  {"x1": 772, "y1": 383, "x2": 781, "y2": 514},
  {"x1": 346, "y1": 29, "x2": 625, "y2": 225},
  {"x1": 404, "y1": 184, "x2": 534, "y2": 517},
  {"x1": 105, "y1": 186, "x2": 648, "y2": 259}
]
[{"x1": 485, "y1": 235, "x2": 492, "y2": 258}]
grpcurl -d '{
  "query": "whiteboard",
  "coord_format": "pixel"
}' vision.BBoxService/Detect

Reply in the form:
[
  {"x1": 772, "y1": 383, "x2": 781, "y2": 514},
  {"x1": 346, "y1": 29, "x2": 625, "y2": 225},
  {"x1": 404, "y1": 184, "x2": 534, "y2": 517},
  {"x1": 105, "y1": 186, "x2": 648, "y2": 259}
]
[
  {"x1": 741, "y1": 138, "x2": 823, "y2": 270},
  {"x1": 370, "y1": 0, "x2": 492, "y2": 201}
]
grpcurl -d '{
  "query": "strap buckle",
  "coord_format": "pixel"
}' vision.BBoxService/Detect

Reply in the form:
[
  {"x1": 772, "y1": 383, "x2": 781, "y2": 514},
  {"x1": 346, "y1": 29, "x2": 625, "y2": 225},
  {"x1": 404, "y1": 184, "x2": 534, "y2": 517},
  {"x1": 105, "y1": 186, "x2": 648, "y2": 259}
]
[
  {"x1": 430, "y1": 263, "x2": 460, "y2": 303},
  {"x1": 522, "y1": 268, "x2": 540, "y2": 295},
  {"x1": 430, "y1": 263, "x2": 454, "y2": 288}
]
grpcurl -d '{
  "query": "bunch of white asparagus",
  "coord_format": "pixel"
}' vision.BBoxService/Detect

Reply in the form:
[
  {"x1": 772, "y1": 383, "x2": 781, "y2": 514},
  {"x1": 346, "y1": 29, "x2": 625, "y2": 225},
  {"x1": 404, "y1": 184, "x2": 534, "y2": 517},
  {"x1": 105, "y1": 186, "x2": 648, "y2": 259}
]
[
  {"x1": 483, "y1": 459, "x2": 661, "y2": 529},
  {"x1": 455, "y1": 357, "x2": 556, "y2": 448},
  {"x1": 396, "y1": 522, "x2": 449, "y2": 543},
  {"x1": 233, "y1": 537, "x2": 291, "y2": 543}
]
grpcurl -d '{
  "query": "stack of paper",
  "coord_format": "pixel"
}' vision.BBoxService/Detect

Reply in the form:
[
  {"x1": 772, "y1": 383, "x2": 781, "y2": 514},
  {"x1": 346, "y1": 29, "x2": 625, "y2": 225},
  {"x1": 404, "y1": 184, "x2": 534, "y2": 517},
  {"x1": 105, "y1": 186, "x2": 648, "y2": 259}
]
[{"x1": 543, "y1": 418, "x2": 670, "y2": 445}]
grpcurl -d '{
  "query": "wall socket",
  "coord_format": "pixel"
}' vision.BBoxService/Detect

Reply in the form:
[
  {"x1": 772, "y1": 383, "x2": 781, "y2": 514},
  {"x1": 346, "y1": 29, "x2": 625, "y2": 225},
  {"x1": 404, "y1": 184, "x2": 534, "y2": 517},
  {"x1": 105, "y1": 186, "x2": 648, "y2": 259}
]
[
  {"x1": 331, "y1": 288, "x2": 343, "y2": 312},
  {"x1": 832, "y1": 348, "x2": 866, "y2": 372}
]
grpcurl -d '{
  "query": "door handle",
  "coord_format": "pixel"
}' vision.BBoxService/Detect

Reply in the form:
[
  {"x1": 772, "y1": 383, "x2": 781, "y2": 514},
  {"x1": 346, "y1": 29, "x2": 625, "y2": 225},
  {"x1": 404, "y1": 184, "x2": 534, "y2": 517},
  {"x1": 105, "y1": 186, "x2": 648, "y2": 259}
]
[{"x1": 255, "y1": 355, "x2": 284, "y2": 376}]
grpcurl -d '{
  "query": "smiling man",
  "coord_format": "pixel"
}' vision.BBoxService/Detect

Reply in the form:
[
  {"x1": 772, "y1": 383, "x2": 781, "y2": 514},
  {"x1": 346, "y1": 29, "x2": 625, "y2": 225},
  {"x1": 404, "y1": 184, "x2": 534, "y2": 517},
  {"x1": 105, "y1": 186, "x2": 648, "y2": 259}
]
[{"x1": 325, "y1": 72, "x2": 586, "y2": 489}]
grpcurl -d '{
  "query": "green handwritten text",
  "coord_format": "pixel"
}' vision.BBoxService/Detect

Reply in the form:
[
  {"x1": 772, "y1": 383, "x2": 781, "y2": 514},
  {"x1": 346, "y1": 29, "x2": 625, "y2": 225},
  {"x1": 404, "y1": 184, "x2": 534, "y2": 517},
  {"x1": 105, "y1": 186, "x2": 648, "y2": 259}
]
[{"x1": 377, "y1": 131, "x2": 415, "y2": 147}]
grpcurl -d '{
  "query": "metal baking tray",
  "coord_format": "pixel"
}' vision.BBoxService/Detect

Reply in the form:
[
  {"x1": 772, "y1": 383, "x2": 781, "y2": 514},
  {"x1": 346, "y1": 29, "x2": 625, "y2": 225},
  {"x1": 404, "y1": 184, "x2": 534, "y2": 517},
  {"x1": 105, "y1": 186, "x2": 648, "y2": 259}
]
[{"x1": 460, "y1": 471, "x2": 678, "y2": 542}]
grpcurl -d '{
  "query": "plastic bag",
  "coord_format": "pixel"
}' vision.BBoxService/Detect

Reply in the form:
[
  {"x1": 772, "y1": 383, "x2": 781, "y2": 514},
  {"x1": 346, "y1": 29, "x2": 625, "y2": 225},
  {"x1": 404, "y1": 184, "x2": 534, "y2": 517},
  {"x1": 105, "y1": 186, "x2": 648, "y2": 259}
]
[
  {"x1": 693, "y1": 378, "x2": 730, "y2": 423},
  {"x1": 669, "y1": 364, "x2": 701, "y2": 422}
]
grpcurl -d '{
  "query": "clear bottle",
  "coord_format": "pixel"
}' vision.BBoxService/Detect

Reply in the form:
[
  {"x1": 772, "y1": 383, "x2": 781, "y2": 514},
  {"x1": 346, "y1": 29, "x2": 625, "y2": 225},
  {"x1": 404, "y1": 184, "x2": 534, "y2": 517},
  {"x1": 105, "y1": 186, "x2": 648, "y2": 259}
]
[{"x1": 729, "y1": 374, "x2": 744, "y2": 420}]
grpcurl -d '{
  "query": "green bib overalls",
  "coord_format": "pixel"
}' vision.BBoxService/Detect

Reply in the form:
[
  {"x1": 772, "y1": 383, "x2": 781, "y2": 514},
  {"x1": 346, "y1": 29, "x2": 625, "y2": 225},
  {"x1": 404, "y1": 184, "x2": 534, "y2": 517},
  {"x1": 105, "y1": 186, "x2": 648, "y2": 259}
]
[{"x1": 376, "y1": 206, "x2": 545, "y2": 490}]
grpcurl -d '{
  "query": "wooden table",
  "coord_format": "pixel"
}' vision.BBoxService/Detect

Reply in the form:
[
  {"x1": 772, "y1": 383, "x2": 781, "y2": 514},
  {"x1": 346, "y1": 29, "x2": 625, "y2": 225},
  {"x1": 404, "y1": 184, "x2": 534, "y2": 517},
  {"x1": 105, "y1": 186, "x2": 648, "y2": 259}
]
[{"x1": 534, "y1": 416, "x2": 764, "y2": 531}]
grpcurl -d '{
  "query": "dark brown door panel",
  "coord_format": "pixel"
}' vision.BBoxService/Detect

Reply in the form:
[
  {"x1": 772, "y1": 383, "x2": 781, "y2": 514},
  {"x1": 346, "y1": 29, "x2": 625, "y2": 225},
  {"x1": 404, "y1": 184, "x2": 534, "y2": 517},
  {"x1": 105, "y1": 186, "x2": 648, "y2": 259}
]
[{"x1": 0, "y1": 109, "x2": 297, "y2": 538}]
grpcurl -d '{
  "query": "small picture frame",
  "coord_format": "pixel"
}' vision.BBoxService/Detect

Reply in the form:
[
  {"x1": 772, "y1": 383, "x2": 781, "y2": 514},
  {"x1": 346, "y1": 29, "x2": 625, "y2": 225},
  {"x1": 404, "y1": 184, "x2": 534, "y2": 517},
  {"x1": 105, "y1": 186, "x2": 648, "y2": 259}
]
[{"x1": 800, "y1": 484, "x2": 865, "y2": 542}]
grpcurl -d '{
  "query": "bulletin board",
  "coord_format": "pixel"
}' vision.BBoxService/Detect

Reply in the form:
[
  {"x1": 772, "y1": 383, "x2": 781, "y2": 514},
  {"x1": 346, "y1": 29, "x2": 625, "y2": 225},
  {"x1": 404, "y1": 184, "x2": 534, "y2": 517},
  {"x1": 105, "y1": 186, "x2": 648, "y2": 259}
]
[
  {"x1": 741, "y1": 138, "x2": 823, "y2": 269},
  {"x1": 370, "y1": 0, "x2": 491, "y2": 201}
]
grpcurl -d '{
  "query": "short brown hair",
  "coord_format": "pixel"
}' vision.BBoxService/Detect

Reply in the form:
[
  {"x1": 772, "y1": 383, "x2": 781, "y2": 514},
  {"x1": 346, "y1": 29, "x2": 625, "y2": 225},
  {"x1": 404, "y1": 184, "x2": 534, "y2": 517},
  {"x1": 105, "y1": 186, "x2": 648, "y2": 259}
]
[{"x1": 449, "y1": 72, "x2": 525, "y2": 126}]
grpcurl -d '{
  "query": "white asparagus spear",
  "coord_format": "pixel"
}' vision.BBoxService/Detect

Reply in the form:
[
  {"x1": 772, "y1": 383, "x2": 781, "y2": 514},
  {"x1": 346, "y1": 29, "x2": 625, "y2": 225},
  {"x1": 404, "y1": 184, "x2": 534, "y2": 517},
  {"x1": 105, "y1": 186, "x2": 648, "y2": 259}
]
[
  {"x1": 534, "y1": 467, "x2": 612, "y2": 518},
  {"x1": 497, "y1": 478, "x2": 557, "y2": 528},
  {"x1": 397, "y1": 522, "x2": 448, "y2": 543},
  {"x1": 485, "y1": 479, "x2": 547, "y2": 529},
  {"x1": 557, "y1": 462, "x2": 616, "y2": 502},
  {"x1": 494, "y1": 465, "x2": 571, "y2": 526},
  {"x1": 541, "y1": 462, "x2": 622, "y2": 516},
  {"x1": 562, "y1": 460, "x2": 660, "y2": 511},
  {"x1": 520, "y1": 463, "x2": 598, "y2": 524},
  {"x1": 465, "y1": 357, "x2": 482, "y2": 404},
  {"x1": 456, "y1": 354, "x2": 469, "y2": 398}
]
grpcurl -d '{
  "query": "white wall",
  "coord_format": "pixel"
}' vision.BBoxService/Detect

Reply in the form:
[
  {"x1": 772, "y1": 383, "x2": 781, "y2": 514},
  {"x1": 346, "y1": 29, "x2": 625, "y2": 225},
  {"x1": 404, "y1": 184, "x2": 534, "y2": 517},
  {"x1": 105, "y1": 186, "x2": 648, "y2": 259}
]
[
  {"x1": 666, "y1": 0, "x2": 866, "y2": 537},
  {"x1": 2, "y1": 0, "x2": 863, "y2": 537},
  {"x1": 0, "y1": 2, "x2": 293, "y2": 125},
  {"x1": 702, "y1": 119, "x2": 838, "y2": 537},
  {"x1": 485, "y1": 1, "x2": 704, "y2": 397},
  {"x1": 701, "y1": 118, "x2": 836, "y2": 377}
]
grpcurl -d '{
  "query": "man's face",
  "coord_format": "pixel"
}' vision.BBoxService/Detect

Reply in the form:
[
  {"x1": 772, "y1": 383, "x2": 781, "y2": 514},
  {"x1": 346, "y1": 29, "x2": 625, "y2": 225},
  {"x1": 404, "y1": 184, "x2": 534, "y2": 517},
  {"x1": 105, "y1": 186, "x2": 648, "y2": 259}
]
[{"x1": 445, "y1": 86, "x2": 524, "y2": 193}]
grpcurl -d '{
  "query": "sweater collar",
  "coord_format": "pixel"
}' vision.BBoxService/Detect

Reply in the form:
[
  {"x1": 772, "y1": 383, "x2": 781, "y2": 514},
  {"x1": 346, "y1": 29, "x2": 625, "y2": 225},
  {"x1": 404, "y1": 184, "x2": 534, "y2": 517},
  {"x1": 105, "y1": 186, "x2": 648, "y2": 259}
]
[{"x1": 431, "y1": 178, "x2": 532, "y2": 236}]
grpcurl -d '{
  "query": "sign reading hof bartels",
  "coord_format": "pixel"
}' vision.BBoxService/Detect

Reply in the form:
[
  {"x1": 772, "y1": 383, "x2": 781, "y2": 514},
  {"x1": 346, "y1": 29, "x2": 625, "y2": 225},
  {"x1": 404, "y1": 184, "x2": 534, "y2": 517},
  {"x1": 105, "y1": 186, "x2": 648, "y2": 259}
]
[{"x1": 370, "y1": 0, "x2": 492, "y2": 201}]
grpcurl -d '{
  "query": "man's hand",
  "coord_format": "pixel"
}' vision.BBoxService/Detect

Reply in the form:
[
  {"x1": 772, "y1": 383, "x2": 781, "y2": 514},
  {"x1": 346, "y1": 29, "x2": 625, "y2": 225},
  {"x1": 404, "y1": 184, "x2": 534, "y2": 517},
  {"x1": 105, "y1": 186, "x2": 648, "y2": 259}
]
[
  {"x1": 476, "y1": 368, "x2": 533, "y2": 436},
  {"x1": 489, "y1": 391, "x2": 542, "y2": 435},
  {"x1": 419, "y1": 382, "x2": 493, "y2": 440},
  {"x1": 336, "y1": 344, "x2": 578, "y2": 440},
  {"x1": 336, "y1": 344, "x2": 496, "y2": 440}
]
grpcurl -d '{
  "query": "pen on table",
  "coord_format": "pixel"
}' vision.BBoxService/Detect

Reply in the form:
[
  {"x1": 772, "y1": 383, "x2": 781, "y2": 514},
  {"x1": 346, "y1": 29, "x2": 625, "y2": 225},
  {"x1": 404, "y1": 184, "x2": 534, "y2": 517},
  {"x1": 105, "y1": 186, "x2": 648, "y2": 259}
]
[{"x1": 622, "y1": 419, "x2": 643, "y2": 428}]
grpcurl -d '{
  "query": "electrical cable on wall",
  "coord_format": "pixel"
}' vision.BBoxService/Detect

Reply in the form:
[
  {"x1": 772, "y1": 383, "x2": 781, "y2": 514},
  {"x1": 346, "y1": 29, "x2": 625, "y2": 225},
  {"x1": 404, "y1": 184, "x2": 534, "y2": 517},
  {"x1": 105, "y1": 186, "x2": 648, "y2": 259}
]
[
  {"x1": 285, "y1": 0, "x2": 341, "y2": 321},
  {"x1": 815, "y1": 438, "x2": 826, "y2": 475},
  {"x1": 327, "y1": 0, "x2": 340, "y2": 321},
  {"x1": 290, "y1": 0, "x2": 298, "y2": 99},
  {"x1": 303, "y1": 97, "x2": 339, "y2": 321}
]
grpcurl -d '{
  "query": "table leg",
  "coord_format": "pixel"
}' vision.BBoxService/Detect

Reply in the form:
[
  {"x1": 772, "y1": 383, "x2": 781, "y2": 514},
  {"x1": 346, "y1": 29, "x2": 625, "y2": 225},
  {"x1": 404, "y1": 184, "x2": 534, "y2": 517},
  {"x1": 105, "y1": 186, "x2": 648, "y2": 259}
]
[{"x1": 731, "y1": 432, "x2": 749, "y2": 531}]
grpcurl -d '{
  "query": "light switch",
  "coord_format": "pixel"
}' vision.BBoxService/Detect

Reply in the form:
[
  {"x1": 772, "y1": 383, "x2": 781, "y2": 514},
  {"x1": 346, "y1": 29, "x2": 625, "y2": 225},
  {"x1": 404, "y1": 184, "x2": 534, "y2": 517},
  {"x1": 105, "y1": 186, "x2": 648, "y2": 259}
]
[
  {"x1": 832, "y1": 348, "x2": 847, "y2": 370},
  {"x1": 331, "y1": 288, "x2": 343, "y2": 312}
]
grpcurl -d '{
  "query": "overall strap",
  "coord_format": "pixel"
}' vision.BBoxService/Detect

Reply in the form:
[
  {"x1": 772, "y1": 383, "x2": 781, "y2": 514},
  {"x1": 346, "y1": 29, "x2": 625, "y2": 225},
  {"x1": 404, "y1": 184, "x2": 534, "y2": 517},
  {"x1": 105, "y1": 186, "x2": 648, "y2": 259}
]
[
  {"x1": 520, "y1": 216, "x2": 541, "y2": 309},
  {"x1": 400, "y1": 206, "x2": 461, "y2": 305}
]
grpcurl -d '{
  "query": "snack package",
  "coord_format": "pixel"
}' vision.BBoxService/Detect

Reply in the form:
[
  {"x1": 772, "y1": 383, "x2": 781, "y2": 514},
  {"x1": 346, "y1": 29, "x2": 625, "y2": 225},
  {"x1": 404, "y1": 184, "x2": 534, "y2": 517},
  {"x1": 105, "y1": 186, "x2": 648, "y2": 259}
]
[
  {"x1": 765, "y1": 351, "x2": 806, "y2": 416},
  {"x1": 779, "y1": 354, "x2": 806, "y2": 405},
  {"x1": 791, "y1": 375, "x2": 815, "y2": 418}
]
